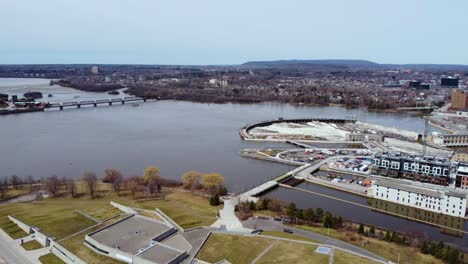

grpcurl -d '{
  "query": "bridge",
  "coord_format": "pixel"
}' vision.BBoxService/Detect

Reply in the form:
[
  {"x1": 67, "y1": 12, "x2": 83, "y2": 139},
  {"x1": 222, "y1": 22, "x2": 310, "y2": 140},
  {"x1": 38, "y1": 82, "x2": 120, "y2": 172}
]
[
  {"x1": 397, "y1": 106, "x2": 438, "y2": 111},
  {"x1": 45, "y1": 97, "x2": 149, "y2": 110}
]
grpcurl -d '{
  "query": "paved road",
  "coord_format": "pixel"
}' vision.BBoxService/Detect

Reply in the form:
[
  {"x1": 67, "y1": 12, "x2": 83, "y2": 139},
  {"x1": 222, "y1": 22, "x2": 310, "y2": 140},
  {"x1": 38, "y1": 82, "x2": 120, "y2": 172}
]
[
  {"x1": 0, "y1": 229, "x2": 38, "y2": 264},
  {"x1": 243, "y1": 218, "x2": 389, "y2": 263}
]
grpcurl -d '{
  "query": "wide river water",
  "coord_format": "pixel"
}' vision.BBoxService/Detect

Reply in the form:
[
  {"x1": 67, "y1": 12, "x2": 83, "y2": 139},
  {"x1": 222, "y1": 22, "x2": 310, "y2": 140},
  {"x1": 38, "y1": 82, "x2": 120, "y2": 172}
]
[{"x1": 1, "y1": 78, "x2": 466, "y2": 247}]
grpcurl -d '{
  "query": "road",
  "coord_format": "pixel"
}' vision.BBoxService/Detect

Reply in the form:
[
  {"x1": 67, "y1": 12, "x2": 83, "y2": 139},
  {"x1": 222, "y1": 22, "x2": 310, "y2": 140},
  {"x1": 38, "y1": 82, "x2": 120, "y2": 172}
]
[
  {"x1": 243, "y1": 218, "x2": 388, "y2": 263},
  {"x1": 0, "y1": 229, "x2": 38, "y2": 264}
]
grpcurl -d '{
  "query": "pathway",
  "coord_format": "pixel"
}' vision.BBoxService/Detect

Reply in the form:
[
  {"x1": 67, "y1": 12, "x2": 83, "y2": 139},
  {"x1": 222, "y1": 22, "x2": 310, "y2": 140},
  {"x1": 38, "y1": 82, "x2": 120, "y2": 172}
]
[
  {"x1": 0, "y1": 229, "x2": 41, "y2": 264},
  {"x1": 250, "y1": 240, "x2": 277, "y2": 264},
  {"x1": 210, "y1": 199, "x2": 251, "y2": 233}
]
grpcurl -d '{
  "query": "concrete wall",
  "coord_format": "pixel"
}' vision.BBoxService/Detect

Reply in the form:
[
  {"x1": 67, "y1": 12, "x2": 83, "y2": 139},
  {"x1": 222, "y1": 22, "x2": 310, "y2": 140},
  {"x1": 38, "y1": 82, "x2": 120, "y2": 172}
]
[
  {"x1": 32, "y1": 227, "x2": 50, "y2": 247},
  {"x1": 84, "y1": 235, "x2": 133, "y2": 263},
  {"x1": 8, "y1": 215, "x2": 32, "y2": 234},
  {"x1": 50, "y1": 240, "x2": 86, "y2": 264},
  {"x1": 110, "y1": 201, "x2": 138, "y2": 214}
]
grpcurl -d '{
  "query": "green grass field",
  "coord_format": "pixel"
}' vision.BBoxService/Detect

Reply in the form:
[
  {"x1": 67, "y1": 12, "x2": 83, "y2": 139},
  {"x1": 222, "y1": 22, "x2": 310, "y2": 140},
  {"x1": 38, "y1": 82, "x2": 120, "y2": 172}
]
[
  {"x1": 21, "y1": 240, "x2": 43, "y2": 250},
  {"x1": 197, "y1": 233, "x2": 380, "y2": 264},
  {"x1": 59, "y1": 224, "x2": 125, "y2": 264},
  {"x1": 39, "y1": 253, "x2": 65, "y2": 264},
  {"x1": 122, "y1": 191, "x2": 221, "y2": 229},
  {"x1": 294, "y1": 225, "x2": 443, "y2": 264},
  {"x1": 0, "y1": 218, "x2": 28, "y2": 239},
  {"x1": 260, "y1": 231, "x2": 318, "y2": 243}
]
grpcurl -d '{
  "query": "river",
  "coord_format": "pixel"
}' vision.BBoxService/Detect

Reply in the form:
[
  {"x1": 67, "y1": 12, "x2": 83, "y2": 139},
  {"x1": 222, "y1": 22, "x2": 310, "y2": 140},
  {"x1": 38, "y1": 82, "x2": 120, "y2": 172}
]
[{"x1": 1, "y1": 78, "x2": 465, "y2": 247}]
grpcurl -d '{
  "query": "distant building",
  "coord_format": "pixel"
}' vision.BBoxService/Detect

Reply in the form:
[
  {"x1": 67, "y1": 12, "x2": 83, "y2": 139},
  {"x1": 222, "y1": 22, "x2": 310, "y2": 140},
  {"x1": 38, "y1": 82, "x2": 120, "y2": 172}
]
[
  {"x1": 455, "y1": 110, "x2": 468, "y2": 117},
  {"x1": 369, "y1": 180, "x2": 467, "y2": 217},
  {"x1": 91, "y1": 66, "x2": 99, "y2": 74},
  {"x1": 0, "y1": 93, "x2": 8, "y2": 102},
  {"x1": 451, "y1": 90, "x2": 468, "y2": 110},
  {"x1": 455, "y1": 163, "x2": 468, "y2": 190},
  {"x1": 432, "y1": 134, "x2": 468, "y2": 147},
  {"x1": 372, "y1": 152, "x2": 451, "y2": 186},
  {"x1": 409, "y1": 81, "x2": 421, "y2": 88},
  {"x1": 441, "y1": 77, "x2": 459, "y2": 87},
  {"x1": 346, "y1": 132, "x2": 383, "y2": 142},
  {"x1": 452, "y1": 153, "x2": 468, "y2": 163}
]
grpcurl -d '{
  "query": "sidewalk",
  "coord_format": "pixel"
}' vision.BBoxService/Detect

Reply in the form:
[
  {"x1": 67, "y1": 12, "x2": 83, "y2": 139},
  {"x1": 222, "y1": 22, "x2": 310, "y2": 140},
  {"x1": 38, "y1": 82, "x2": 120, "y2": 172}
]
[
  {"x1": 211, "y1": 199, "x2": 251, "y2": 233},
  {"x1": 0, "y1": 228, "x2": 41, "y2": 264}
]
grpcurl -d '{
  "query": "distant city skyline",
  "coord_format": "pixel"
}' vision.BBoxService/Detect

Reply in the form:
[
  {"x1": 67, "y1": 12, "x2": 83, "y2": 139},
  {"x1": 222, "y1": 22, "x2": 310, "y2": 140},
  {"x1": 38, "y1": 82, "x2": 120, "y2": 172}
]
[{"x1": 1, "y1": 0, "x2": 468, "y2": 65}]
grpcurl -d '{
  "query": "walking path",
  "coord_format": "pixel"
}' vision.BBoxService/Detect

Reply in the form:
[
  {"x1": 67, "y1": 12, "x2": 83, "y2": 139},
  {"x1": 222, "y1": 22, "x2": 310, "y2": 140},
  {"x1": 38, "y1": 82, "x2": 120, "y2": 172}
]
[
  {"x1": 211, "y1": 199, "x2": 251, "y2": 233},
  {"x1": 0, "y1": 228, "x2": 41, "y2": 264},
  {"x1": 250, "y1": 240, "x2": 277, "y2": 264}
]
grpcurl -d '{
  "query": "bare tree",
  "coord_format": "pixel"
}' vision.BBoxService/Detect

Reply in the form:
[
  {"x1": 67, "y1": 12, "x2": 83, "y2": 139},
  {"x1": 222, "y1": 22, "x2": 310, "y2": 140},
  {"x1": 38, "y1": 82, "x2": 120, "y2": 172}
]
[
  {"x1": 0, "y1": 179, "x2": 7, "y2": 200},
  {"x1": 10, "y1": 175, "x2": 20, "y2": 190},
  {"x1": 126, "y1": 176, "x2": 141, "y2": 200},
  {"x1": 66, "y1": 178, "x2": 76, "y2": 198},
  {"x1": 46, "y1": 175, "x2": 60, "y2": 196},
  {"x1": 26, "y1": 176, "x2": 34, "y2": 190},
  {"x1": 82, "y1": 171, "x2": 97, "y2": 198},
  {"x1": 113, "y1": 173, "x2": 123, "y2": 196}
]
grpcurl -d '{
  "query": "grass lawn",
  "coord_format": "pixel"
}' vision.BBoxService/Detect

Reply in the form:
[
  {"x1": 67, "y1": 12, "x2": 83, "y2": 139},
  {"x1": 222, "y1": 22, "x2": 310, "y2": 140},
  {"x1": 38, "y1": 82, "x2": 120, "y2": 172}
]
[
  {"x1": 256, "y1": 241, "x2": 328, "y2": 264},
  {"x1": 59, "y1": 224, "x2": 125, "y2": 264},
  {"x1": 0, "y1": 219, "x2": 28, "y2": 239},
  {"x1": 21, "y1": 240, "x2": 43, "y2": 250},
  {"x1": 198, "y1": 233, "x2": 379, "y2": 264},
  {"x1": 260, "y1": 231, "x2": 318, "y2": 243},
  {"x1": 123, "y1": 191, "x2": 221, "y2": 229},
  {"x1": 39, "y1": 253, "x2": 66, "y2": 264},
  {"x1": 294, "y1": 225, "x2": 443, "y2": 264},
  {"x1": 197, "y1": 234, "x2": 274, "y2": 264}
]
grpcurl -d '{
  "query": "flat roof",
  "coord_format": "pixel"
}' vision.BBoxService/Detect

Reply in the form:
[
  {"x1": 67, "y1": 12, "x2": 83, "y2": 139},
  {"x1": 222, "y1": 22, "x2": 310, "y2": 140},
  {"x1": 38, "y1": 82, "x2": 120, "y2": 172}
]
[
  {"x1": 89, "y1": 215, "x2": 173, "y2": 254},
  {"x1": 374, "y1": 180, "x2": 443, "y2": 198},
  {"x1": 136, "y1": 243, "x2": 185, "y2": 264}
]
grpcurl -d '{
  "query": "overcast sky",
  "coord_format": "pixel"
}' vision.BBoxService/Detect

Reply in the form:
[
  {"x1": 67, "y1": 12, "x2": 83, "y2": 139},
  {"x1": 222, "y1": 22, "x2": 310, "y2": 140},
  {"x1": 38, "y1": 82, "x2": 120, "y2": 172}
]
[{"x1": 1, "y1": 0, "x2": 467, "y2": 65}]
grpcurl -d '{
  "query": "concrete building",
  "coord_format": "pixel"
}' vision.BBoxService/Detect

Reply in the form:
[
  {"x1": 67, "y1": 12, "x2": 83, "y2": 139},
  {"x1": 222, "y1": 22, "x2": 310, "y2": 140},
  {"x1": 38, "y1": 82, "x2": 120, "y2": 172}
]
[
  {"x1": 91, "y1": 66, "x2": 99, "y2": 74},
  {"x1": 455, "y1": 164, "x2": 468, "y2": 190},
  {"x1": 455, "y1": 110, "x2": 468, "y2": 117},
  {"x1": 346, "y1": 132, "x2": 383, "y2": 142},
  {"x1": 372, "y1": 152, "x2": 451, "y2": 186},
  {"x1": 84, "y1": 214, "x2": 190, "y2": 264},
  {"x1": 451, "y1": 90, "x2": 468, "y2": 110},
  {"x1": 432, "y1": 134, "x2": 468, "y2": 147},
  {"x1": 441, "y1": 77, "x2": 459, "y2": 87},
  {"x1": 452, "y1": 152, "x2": 468, "y2": 163},
  {"x1": 369, "y1": 180, "x2": 467, "y2": 217}
]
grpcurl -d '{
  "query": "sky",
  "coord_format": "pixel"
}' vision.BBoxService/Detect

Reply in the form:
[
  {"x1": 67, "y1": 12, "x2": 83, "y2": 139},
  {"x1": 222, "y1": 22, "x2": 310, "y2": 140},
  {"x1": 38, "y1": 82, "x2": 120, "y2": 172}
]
[{"x1": 1, "y1": 0, "x2": 467, "y2": 65}]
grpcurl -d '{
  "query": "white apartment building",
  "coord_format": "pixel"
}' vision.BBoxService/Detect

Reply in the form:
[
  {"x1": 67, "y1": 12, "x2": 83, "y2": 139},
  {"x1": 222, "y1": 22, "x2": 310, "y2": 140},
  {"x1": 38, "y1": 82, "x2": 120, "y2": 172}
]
[{"x1": 369, "y1": 180, "x2": 467, "y2": 218}]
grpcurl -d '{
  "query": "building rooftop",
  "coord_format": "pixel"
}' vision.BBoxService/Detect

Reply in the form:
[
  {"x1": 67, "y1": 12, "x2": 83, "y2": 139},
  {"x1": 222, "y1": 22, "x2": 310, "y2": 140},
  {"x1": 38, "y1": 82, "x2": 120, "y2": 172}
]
[
  {"x1": 374, "y1": 180, "x2": 443, "y2": 198},
  {"x1": 375, "y1": 152, "x2": 451, "y2": 166},
  {"x1": 136, "y1": 243, "x2": 186, "y2": 264},
  {"x1": 89, "y1": 214, "x2": 175, "y2": 254}
]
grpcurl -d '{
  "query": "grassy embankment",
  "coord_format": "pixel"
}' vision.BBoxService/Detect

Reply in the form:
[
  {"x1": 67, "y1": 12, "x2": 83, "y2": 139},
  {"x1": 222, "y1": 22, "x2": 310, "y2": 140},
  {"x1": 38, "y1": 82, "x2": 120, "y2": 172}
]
[
  {"x1": 39, "y1": 253, "x2": 66, "y2": 264},
  {"x1": 294, "y1": 225, "x2": 443, "y2": 264},
  {"x1": 0, "y1": 183, "x2": 220, "y2": 264},
  {"x1": 21, "y1": 240, "x2": 43, "y2": 250},
  {"x1": 197, "y1": 233, "x2": 379, "y2": 264}
]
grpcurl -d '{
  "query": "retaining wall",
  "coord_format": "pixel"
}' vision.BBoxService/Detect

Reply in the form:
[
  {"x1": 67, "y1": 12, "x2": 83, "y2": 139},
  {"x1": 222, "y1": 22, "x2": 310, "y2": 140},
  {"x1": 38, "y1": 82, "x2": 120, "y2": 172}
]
[
  {"x1": 50, "y1": 240, "x2": 86, "y2": 264},
  {"x1": 8, "y1": 215, "x2": 32, "y2": 234},
  {"x1": 110, "y1": 201, "x2": 138, "y2": 214}
]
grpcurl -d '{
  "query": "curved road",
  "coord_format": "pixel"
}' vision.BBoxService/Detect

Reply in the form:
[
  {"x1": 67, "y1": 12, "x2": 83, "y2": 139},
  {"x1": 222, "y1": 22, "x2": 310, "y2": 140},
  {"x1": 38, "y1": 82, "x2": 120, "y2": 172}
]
[{"x1": 243, "y1": 218, "x2": 389, "y2": 263}]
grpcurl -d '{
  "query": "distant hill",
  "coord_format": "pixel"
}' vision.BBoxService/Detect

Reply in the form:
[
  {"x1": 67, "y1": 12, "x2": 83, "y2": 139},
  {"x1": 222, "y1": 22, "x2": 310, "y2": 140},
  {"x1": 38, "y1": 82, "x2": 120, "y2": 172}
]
[
  {"x1": 241, "y1": 59, "x2": 468, "y2": 71},
  {"x1": 242, "y1": 59, "x2": 379, "y2": 68}
]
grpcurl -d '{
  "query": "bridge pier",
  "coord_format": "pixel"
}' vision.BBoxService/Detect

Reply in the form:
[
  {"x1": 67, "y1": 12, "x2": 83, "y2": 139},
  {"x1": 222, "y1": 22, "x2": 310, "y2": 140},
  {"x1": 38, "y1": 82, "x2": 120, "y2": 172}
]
[
  {"x1": 109, "y1": 102, "x2": 112, "y2": 106},
  {"x1": 93, "y1": 103, "x2": 97, "y2": 107},
  {"x1": 77, "y1": 104, "x2": 81, "y2": 109},
  {"x1": 122, "y1": 101, "x2": 125, "y2": 104},
  {"x1": 59, "y1": 106, "x2": 63, "y2": 111}
]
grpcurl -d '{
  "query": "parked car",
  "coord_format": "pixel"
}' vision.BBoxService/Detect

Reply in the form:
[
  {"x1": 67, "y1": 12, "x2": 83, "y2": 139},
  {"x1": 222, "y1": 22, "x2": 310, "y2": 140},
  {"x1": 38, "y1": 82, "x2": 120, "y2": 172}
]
[
  {"x1": 283, "y1": 228, "x2": 294, "y2": 234},
  {"x1": 251, "y1": 229, "x2": 264, "y2": 234}
]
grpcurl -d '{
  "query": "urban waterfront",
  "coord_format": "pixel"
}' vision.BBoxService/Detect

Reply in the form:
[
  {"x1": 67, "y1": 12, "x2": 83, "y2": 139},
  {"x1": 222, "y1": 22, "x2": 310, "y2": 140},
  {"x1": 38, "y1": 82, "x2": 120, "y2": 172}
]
[{"x1": 1, "y1": 78, "x2": 464, "y2": 248}]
